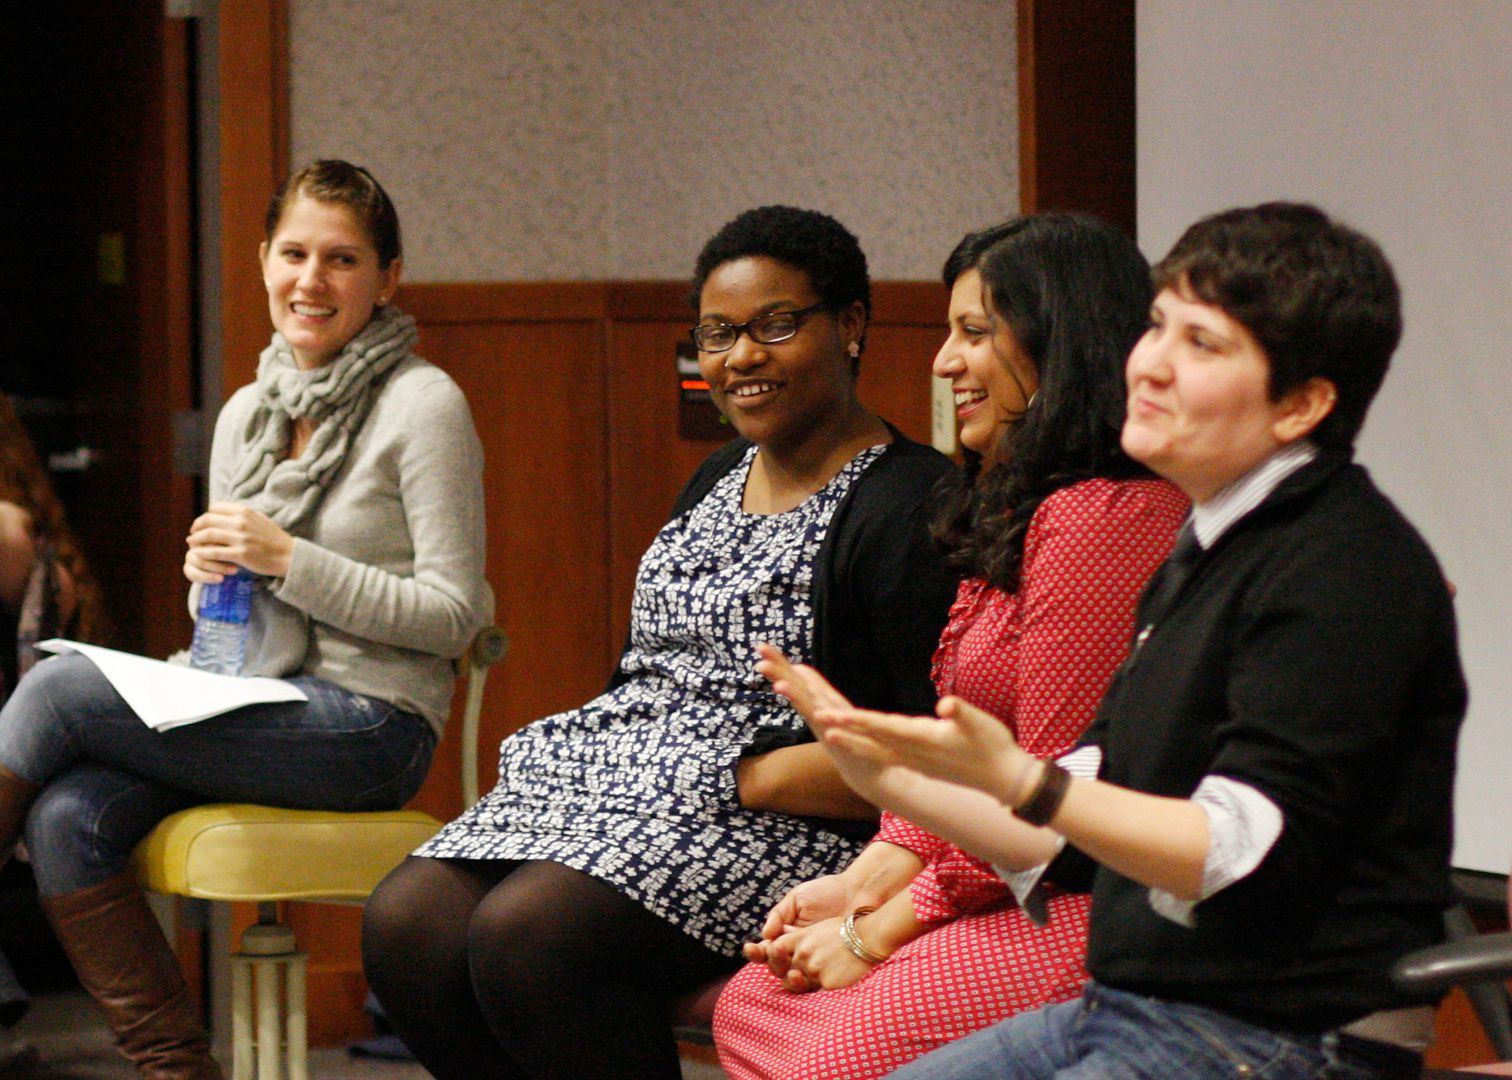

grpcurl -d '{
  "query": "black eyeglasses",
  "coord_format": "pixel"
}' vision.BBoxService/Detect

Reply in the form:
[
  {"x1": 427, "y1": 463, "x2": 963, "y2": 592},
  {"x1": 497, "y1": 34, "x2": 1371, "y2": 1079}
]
[{"x1": 689, "y1": 302, "x2": 829, "y2": 353}]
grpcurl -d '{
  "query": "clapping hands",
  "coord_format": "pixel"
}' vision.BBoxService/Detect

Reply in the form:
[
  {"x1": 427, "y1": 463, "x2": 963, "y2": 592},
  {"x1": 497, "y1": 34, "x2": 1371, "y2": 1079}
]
[{"x1": 754, "y1": 643, "x2": 1035, "y2": 806}]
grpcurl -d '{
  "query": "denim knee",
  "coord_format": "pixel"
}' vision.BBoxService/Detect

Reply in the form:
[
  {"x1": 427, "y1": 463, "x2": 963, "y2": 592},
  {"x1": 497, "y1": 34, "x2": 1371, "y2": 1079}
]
[
  {"x1": 0, "y1": 653, "x2": 110, "y2": 781},
  {"x1": 23, "y1": 779, "x2": 114, "y2": 895},
  {"x1": 23, "y1": 764, "x2": 194, "y2": 896}
]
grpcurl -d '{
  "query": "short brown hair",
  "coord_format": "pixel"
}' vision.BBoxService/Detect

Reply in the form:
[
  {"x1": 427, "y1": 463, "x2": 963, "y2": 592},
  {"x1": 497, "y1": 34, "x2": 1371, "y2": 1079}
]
[{"x1": 1153, "y1": 202, "x2": 1401, "y2": 449}]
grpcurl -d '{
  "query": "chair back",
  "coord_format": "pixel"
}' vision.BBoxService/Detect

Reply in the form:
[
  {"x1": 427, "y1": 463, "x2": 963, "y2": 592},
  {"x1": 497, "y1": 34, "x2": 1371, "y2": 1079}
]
[{"x1": 460, "y1": 626, "x2": 508, "y2": 808}]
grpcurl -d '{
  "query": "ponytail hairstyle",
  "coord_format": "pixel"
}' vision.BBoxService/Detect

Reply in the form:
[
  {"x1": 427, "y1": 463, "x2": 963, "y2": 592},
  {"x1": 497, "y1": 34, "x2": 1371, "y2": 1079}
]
[{"x1": 265, "y1": 159, "x2": 403, "y2": 269}]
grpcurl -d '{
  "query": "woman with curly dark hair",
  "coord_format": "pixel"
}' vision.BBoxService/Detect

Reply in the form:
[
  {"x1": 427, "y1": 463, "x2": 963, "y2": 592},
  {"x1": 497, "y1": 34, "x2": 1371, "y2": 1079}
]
[
  {"x1": 717, "y1": 215, "x2": 1187, "y2": 1080},
  {"x1": 363, "y1": 205, "x2": 959, "y2": 1080}
]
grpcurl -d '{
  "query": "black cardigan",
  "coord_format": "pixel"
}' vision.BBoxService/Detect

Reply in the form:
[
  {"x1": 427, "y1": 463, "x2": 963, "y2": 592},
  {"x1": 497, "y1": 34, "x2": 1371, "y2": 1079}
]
[
  {"x1": 607, "y1": 431, "x2": 958, "y2": 738},
  {"x1": 1056, "y1": 449, "x2": 1466, "y2": 1032}
]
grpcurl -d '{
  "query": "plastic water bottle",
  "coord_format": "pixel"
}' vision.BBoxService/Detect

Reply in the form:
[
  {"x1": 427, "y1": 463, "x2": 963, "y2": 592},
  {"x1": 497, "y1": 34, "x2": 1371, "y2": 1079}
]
[{"x1": 189, "y1": 569, "x2": 255, "y2": 676}]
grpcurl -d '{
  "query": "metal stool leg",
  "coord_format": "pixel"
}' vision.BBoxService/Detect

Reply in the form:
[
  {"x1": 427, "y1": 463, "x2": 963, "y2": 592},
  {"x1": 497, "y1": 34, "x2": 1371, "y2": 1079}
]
[
  {"x1": 287, "y1": 953, "x2": 308, "y2": 1080},
  {"x1": 231, "y1": 957, "x2": 254, "y2": 1080},
  {"x1": 232, "y1": 904, "x2": 307, "y2": 1080},
  {"x1": 255, "y1": 960, "x2": 279, "y2": 1080}
]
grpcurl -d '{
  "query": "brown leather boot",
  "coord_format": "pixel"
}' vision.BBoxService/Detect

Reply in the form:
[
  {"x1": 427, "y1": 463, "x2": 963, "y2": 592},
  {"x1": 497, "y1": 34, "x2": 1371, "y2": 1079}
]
[
  {"x1": 41, "y1": 870, "x2": 223, "y2": 1080},
  {"x1": 0, "y1": 764, "x2": 40, "y2": 865}
]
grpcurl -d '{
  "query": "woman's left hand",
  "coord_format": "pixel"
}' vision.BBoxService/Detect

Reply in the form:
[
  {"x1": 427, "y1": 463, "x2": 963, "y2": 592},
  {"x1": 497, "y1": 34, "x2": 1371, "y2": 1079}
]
[
  {"x1": 820, "y1": 696, "x2": 1038, "y2": 805},
  {"x1": 769, "y1": 916, "x2": 876, "y2": 993},
  {"x1": 756, "y1": 645, "x2": 904, "y2": 806},
  {"x1": 186, "y1": 502, "x2": 296, "y2": 579},
  {"x1": 755, "y1": 642, "x2": 852, "y2": 731}
]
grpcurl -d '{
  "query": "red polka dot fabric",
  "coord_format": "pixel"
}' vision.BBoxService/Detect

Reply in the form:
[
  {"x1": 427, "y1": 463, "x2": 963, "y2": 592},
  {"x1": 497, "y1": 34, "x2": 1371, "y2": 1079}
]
[{"x1": 714, "y1": 477, "x2": 1187, "y2": 1080}]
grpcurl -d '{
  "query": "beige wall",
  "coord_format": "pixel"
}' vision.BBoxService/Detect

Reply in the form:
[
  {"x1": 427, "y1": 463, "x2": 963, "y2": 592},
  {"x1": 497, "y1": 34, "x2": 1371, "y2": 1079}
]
[
  {"x1": 1138, "y1": 0, "x2": 1512, "y2": 875},
  {"x1": 288, "y1": 0, "x2": 1017, "y2": 282}
]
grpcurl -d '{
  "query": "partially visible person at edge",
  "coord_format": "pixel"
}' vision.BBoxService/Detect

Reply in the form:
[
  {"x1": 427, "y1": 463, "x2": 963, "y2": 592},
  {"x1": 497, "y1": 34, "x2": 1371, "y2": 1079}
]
[
  {"x1": 776, "y1": 202, "x2": 1463, "y2": 1080},
  {"x1": 361, "y1": 205, "x2": 958, "y2": 1080},
  {"x1": 0, "y1": 392, "x2": 110, "y2": 1077},
  {"x1": 715, "y1": 215, "x2": 1187, "y2": 1080},
  {"x1": 0, "y1": 160, "x2": 492, "y2": 1080}
]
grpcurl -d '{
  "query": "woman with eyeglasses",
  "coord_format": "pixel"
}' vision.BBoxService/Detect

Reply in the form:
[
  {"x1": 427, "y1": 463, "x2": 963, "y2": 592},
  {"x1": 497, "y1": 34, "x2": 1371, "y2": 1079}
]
[
  {"x1": 714, "y1": 216, "x2": 1187, "y2": 1080},
  {"x1": 362, "y1": 205, "x2": 958, "y2": 1080}
]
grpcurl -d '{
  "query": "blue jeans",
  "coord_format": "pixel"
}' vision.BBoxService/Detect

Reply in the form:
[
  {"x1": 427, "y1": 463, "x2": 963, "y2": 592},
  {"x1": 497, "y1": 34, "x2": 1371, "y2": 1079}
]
[
  {"x1": 0, "y1": 653, "x2": 434, "y2": 895},
  {"x1": 884, "y1": 982, "x2": 1417, "y2": 1080}
]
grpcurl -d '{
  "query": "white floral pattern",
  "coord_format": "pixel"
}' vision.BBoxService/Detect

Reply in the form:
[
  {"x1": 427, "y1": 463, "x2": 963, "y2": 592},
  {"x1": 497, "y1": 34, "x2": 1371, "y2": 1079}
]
[{"x1": 418, "y1": 444, "x2": 885, "y2": 955}]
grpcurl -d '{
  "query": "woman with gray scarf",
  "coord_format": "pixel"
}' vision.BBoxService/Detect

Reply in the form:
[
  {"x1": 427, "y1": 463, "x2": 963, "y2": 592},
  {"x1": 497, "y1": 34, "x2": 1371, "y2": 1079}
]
[{"x1": 0, "y1": 160, "x2": 492, "y2": 1080}]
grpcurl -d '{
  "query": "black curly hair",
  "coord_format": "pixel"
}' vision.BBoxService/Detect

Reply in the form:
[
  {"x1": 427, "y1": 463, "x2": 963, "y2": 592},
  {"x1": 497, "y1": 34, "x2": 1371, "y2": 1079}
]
[
  {"x1": 932, "y1": 215, "x2": 1154, "y2": 593},
  {"x1": 689, "y1": 205, "x2": 871, "y2": 363}
]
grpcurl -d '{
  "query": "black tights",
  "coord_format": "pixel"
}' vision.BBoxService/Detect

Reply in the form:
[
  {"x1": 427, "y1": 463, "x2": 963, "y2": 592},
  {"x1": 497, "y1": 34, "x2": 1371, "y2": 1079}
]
[{"x1": 361, "y1": 856, "x2": 739, "y2": 1080}]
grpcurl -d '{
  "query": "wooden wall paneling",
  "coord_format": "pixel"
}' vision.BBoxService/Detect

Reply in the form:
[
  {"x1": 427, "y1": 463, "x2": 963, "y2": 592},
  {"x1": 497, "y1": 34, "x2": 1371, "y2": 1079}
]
[
  {"x1": 403, "y1": 284, "x2": 613, "y2": 817},
  {"x1": 142, "y1": 15, "x2": 199, "y2": 662},
  {"x1": 217, "y1": 0, "x2": 289, "y2": 394},
  {"x1": 605, "y1": 283, "x2": 724, "y2": 654},
  {"x1": 1017, "y1": 0, "x2": 1136, "y2": 235},
  {"x1": 858, "y1": 282, "x2": 949, "y2": 449},
  {"x1": 283, "y1": 902, "x2": 371, "y2": 1045}
]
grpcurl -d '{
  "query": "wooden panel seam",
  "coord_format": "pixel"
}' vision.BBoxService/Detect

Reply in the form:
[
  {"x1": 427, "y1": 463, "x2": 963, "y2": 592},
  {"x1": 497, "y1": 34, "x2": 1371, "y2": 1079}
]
[
  {"x1": 402, "y1": 281, "x2": 610, "y2": 324},
  {"x1": 404, "y1": 281, "x2": 941, "y2": 326}
]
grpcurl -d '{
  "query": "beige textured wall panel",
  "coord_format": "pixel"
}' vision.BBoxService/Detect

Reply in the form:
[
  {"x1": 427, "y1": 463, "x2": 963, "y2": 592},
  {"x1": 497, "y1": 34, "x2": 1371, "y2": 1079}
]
[{"x1": 289, "y1": 0, "x2": 1015, "y2": 281}]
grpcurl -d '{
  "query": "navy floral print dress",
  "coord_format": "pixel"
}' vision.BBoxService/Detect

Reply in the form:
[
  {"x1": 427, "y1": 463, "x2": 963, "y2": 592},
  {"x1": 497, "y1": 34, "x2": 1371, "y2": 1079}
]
[{"x1": 418, "y1": 445, "x2": 885, "y2": 955}]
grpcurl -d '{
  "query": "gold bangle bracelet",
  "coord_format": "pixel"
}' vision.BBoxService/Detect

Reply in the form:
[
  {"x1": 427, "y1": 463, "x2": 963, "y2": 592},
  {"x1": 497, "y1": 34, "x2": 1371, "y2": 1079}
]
[{"x1": 839, "y1": 907, "x2": 889, "y2": 965}]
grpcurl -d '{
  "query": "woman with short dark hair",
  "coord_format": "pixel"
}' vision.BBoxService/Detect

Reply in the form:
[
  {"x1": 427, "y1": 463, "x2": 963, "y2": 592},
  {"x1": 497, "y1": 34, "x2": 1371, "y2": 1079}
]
[
  {"x1": 362, "y1": 205, "x2": 958, "y2": 1080},
  {"x1": 782, "y1": 202, "x2": 1464, "y2": 1080}
]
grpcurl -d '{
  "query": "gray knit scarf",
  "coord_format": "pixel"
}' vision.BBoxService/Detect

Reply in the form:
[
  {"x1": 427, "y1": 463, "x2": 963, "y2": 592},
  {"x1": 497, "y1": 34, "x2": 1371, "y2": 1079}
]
[{"x1": 229, "y1": 304, "x2": 418, "y2": 533}]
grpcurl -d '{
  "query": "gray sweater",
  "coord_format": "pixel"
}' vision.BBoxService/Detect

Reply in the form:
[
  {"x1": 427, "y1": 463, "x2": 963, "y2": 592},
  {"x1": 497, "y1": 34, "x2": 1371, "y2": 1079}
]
[{"x1": 206, "y1": 354, "x2": 493, "y2": 734}]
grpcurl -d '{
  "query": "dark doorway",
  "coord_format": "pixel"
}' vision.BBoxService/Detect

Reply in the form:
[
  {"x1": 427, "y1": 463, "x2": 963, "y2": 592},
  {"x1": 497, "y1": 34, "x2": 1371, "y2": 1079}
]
[{"x1": 1, "y1": 5, "x2": 198, "y2": 656}]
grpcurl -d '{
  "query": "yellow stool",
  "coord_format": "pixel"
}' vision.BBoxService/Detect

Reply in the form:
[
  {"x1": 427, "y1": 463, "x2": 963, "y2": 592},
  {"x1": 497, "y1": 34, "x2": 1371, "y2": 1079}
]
[{"x1": 133, "y1": 627, "x2": 507, "y2": 1080}]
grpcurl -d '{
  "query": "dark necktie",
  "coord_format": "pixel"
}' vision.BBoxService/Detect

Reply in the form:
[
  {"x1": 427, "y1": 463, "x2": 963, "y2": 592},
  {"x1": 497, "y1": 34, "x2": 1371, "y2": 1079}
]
[{"x1": 1138, "y1": 522, "x2": 1202, "y2": 641}]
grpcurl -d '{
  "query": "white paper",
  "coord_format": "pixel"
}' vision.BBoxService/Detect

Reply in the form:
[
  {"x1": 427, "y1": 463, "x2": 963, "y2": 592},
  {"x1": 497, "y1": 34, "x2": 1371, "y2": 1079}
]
[{"x1": 35, "y1": 639, "x2": 308, "y2": 732}]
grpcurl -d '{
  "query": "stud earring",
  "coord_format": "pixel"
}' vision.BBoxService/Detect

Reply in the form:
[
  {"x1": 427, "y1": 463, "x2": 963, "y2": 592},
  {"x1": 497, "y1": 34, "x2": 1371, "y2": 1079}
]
[{"x1": 847, "y1": 342, "x2": 860, "y2": 359}]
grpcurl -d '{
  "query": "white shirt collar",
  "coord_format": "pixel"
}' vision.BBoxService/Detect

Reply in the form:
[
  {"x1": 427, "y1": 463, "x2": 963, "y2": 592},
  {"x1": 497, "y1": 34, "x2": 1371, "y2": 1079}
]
[{"x1": 1189, "y1": 441, "x2": 1318, "y2": 550}]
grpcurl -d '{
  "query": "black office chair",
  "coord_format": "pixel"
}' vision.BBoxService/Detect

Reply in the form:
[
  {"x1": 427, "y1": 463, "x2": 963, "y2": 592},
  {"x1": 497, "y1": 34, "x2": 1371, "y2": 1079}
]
[{"x1": 1394, "y1": 904, "x2": 1512, "y2": 1076}]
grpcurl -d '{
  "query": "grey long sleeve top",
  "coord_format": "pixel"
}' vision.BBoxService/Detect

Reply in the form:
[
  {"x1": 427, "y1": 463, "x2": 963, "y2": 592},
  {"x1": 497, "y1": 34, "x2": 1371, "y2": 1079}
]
[{"x1": 206, "y1": 354, "x2": 493, "y2": 734}]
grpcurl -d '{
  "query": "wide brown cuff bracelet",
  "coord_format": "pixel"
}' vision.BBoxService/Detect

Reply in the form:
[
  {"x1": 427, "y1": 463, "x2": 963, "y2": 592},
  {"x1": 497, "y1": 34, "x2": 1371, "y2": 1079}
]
[{"x1": 1013, "y1": 760, "x2": 1072, "y2": 827}]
